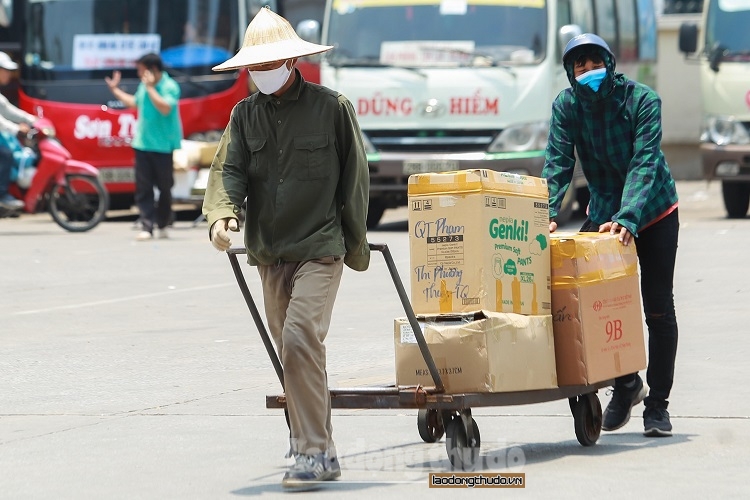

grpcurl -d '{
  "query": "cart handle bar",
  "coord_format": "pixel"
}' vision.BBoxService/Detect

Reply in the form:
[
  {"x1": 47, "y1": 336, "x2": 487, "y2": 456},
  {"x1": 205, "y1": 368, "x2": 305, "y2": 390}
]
[{"x1": 226, "y1": 243, "x2": 445, "y2": 394}]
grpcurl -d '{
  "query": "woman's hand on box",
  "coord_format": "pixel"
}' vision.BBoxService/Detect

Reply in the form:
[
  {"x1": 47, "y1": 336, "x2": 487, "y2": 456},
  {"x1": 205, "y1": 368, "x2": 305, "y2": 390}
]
[{"x1": 599, "y1": 221, "x2": 633, "y2": 246}]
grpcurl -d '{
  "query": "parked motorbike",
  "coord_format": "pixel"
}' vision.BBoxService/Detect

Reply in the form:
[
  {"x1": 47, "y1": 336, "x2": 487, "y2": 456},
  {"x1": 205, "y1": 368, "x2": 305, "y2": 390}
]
[{"x1": 1, "y1": 117, "x2": 109, "y2": 232}]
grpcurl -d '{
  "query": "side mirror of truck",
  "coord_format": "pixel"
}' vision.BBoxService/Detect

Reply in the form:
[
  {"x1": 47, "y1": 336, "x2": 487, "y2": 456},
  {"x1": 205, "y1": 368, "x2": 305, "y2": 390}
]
[
  {"x1": 296, "y1": 20, "x2": 321, "y2": 45},
  {"x1": 678, "y1": 23, "x2": 698, "y2": 54},
  {"x1": 708, "y1": 43, "x2": 726, "y2": 73},
  {"x1": 558, "y1": 24, "x2": 583, "y2": 61}
]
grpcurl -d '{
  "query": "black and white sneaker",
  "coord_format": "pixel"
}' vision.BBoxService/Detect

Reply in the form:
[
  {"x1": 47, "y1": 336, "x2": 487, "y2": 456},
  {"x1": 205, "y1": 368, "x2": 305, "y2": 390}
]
[
  {"x1": 281, "y1": 452, "x2": 340, "y2": 491},
  {"x1": 643, "y1": 403, "x2": 673, "y2": 437}
]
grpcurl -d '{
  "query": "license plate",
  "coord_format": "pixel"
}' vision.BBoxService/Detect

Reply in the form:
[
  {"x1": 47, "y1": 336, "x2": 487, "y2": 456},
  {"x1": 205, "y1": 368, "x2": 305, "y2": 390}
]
[
  {"x1": 98, "y1": 167, "x2": 135, "y2": 183},
  {"x1": 403, "y1": 159, "x2": 459, "y2": 175}
]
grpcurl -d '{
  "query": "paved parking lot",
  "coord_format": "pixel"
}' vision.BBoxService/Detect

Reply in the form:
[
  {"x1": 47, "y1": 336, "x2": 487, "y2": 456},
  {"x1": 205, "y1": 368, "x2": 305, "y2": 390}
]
[{"x1": 1, "y1": 180, "x2": 749, "y2": 498}]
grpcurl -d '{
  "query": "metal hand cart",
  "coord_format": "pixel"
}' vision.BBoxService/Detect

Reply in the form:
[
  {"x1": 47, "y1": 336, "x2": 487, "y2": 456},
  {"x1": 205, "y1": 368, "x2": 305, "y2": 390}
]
[{"x1": 227, "y1": 243, "x2": 610, "y2": 470}]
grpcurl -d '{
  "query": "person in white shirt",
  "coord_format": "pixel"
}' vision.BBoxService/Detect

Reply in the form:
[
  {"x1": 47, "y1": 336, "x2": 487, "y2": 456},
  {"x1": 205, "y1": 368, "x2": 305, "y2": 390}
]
[{"x1": 0, "y1": 51, "x2": 36, "y2": 210}]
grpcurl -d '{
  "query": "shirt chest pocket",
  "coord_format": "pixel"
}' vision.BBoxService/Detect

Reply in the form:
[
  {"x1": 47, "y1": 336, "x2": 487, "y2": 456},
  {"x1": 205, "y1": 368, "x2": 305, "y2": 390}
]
[
  {"x1": 293, "y1": 134, "x2": 333, "y2": 180},
  {"x1": 246, "y1": 137, "x2": 267, "y2": 179}
]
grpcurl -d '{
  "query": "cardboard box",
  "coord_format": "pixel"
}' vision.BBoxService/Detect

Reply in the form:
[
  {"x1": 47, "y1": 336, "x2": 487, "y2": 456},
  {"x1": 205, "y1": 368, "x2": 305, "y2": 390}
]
[
  {"x1": 172, "y1": 140, "x2": 220, "y2": 170},
  {"x1": 171, "y1": 168, "x2": 198, "y2": 199},
  {"x1": 198, "y1": 142, "x2": 220, "y2": 167},
  {"x1": 394, "y1": 311, "x2": 557, "y2": 393},
  {"x1": 408, "y1": 169, "x2": 551, "y2": 315},
  {"x1": 550, "y1": 233, "x2": 647, "y2": 386},
  {"x1": 173, "y1": 140, "x2": 203, "y2": 171}
]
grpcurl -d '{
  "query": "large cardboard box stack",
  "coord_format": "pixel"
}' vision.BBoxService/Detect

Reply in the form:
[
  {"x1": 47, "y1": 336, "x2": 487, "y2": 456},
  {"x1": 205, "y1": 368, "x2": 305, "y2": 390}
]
[
  {"x1": 550, "y1": 233, "x2": 647, "y2": 386},
  {"x1": 407, "y1": 169, "x2": 552, "y2": 315},
  {"x1": 393, "y1": 169, "x2": 557, "y2": 393},
  {"x1": 394, "y1": 311, "x2": 557, "y2": 393}
]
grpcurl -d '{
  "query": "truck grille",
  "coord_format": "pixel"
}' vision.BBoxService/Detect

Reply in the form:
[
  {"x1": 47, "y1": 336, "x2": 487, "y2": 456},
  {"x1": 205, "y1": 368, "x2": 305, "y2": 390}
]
[{"x1": 367, "y1": 129, "x2": 500, "y2": 153}]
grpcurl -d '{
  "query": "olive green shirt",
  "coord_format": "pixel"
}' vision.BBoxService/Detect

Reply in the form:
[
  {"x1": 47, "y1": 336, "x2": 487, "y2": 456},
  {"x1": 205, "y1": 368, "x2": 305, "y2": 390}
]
[{"x1": 202, "y1": 70, "x2": 370, "y2": 271}]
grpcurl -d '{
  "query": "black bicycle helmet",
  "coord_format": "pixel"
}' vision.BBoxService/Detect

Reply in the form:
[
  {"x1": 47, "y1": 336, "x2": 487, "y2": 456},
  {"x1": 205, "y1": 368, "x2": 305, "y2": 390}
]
[
  {"x1": 562, "y1": 33, "x2": 615, "y2": 67},
  {"x1": 562, "y1": 33, "x2": 617, "y2": 99}
]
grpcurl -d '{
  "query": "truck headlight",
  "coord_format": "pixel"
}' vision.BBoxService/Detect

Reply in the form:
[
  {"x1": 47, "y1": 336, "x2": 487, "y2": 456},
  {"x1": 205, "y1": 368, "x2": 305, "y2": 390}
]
[
  {"x1": 702, "y1": 116, "x2": 750, "y2": 146},
  {"x1": 488, "y1": 121, "x2": 549, "y2": 153}
]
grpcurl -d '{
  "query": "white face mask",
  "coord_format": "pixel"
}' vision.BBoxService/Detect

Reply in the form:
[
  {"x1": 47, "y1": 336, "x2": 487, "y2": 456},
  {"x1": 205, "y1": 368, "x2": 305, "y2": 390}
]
[{"x1": 248, "y1": 62, "x2": 292, "y2": 95}]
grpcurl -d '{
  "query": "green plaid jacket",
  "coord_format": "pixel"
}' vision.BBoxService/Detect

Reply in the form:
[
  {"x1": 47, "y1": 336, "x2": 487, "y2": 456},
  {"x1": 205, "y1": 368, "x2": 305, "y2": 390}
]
[{"x1": 542, "y1": 73, "x2": 678, "y2": 237}]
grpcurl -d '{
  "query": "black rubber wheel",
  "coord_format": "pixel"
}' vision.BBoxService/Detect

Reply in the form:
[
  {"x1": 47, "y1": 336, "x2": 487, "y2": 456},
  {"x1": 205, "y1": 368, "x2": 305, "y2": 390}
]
[
  {"x1": 722, "y1": 181, "x2": 750, "y2": 219},
  {"x1": 445, "y1": 414, "x2": 481, "y2": 470},
  {"x1": 573, "y1": 393, "x2": 602, "y2": 447},
  {"x1": 568, "y1": 396, "x2": 577, "y2": 414},
  {"x1": 366, "y1": 199, "x2": 386, "y2": 229},
  {"x1": 49, "y1": 174, "x2": 109, "y2": 232},
  {"x1": 417, "y1": 409, "x2": 445, "y2": 443}
]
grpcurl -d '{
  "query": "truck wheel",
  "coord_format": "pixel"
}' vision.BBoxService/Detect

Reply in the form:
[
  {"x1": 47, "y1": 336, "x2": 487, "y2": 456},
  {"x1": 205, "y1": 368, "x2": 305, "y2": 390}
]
[
  {"x1": 722, "y1": 181, "x2": 750, "y2": 219},
  {"x1": 366, "y1": 199, "x2": 386, "y2": 229}
]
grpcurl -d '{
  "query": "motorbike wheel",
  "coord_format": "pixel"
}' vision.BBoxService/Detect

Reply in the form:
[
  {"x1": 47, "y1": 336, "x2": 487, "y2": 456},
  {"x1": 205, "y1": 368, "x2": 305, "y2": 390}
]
[{"x1": 49, "y1": 174, "x2": 109, "y2": 232}]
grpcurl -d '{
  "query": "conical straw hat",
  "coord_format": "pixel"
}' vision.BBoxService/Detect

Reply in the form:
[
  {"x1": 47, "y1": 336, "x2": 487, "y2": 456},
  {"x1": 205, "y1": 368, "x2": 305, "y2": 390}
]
[{"x1": 213, "y1": 6, "x2": 332, "y2": 71}]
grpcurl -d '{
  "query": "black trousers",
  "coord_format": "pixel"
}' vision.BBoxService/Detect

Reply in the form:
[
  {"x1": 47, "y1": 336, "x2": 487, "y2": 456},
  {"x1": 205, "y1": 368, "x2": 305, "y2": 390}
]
[
  {"x1": 134, "y1": 149, "x2": 174, "y2": 232},
  {"x1": 0, "y1": 146, "x2": 15, "y2": 196},
  {"x1": 580, "y1": 209, "x2": 679, "y2": 405}
]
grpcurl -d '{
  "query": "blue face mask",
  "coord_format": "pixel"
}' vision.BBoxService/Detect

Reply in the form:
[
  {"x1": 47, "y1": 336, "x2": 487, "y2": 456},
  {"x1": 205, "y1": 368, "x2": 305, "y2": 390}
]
[{"x1": 575, "y1": 67, "x2": 607, "y2": 92}]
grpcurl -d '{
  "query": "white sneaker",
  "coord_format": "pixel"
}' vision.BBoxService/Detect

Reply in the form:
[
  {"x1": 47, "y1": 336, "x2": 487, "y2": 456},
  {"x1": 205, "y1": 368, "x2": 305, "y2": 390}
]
[
  {"x1": 136, "y1": 231, "x2": 153, "y2": 241},
  {"x1": 281, "y1": 452, "x2": 340, "y2": 490},
  {"x1": 157, "y1": 228, "x2": 169, "y2": 239}
]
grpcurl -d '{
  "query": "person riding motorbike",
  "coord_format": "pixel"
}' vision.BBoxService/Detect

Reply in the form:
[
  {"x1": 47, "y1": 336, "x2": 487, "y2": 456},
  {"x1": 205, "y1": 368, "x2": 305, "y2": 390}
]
[{"x1": 0, "y1": 51, "x2": 36, "y2": 211}]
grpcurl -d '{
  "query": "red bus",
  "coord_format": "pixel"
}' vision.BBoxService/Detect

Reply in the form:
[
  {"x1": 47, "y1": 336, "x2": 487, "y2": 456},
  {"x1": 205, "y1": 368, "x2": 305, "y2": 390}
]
[{"x1": 15, "y1": 0, "x2": 277, "y2": 209}]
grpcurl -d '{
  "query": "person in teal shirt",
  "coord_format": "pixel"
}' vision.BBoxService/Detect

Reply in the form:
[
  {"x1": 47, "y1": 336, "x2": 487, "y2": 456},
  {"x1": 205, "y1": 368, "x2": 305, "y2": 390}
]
[{"x1": 106, "y1": 53, "x2": 183, "y2": 240}]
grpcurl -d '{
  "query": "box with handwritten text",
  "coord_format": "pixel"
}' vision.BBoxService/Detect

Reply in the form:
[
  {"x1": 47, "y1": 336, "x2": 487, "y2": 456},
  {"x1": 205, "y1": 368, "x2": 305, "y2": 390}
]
[{"x1": 407, "y1": 169, "x2": 551, "y2": 315}]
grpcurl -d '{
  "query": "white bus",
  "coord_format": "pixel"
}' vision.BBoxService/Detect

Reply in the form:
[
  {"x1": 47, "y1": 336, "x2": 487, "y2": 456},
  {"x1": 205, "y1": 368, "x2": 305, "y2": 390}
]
[{"x1": 302, "y1": 0, "x2": 658, "y2": 227}]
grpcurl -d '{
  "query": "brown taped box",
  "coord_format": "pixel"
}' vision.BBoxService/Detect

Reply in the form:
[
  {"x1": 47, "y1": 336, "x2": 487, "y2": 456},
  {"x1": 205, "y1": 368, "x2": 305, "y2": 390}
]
[
  {"x1": 408, "y1": 169, "x2": 551, "y2": 316},
  {"x1": 550, "y1": 233, "x2": 647, "y2": 386},
  {"x1": 393, "y1": 311, "x2": 557, "y2": 393}
]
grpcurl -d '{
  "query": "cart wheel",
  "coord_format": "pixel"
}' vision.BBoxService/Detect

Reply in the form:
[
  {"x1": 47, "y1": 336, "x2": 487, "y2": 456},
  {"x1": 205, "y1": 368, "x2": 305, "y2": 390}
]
[
  {"x1": 573, "y1": 393, "x2": 602, "y2": 446},
  {"x1": 417, "y1": 409, "x2": 445, "y2": 443},
  {"x1": 445, "y1": 413, "x2": 481, "y2": 470}
]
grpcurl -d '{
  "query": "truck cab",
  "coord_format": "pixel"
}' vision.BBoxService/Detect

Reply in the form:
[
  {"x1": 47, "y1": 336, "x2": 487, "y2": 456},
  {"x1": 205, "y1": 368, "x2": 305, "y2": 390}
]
[{"x1": 679, "y1": 0, "x2": 750, "y2": 218}]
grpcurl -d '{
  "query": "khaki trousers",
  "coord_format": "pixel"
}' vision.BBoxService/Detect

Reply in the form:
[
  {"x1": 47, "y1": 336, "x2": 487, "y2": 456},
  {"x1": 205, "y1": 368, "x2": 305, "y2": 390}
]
[{"x1": 257, "y1": 256, "x2": 344, "y2": 456}]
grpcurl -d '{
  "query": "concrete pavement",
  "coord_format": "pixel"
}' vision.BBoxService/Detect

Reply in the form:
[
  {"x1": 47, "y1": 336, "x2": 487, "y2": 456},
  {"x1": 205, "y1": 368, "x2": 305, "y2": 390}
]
[{"x1": 1, "y1": 180, "x2": 749, "y2": 499}]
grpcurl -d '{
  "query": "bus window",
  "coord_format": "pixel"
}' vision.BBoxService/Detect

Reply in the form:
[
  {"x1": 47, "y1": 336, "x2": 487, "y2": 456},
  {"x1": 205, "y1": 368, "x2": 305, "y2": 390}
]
[
  {"x1": 617, "y1": 0, "x2": 638, "y2": 62},
  {"x1": 570, "y1": 0, "x2": 595, "y2": 33},
  {"x1": 594, "y1": 0, "x2": 618, "y2": 55},
  {"x1": 638, "y1": 0, "x2": 657, "y2": 60},
  {"x1": 558, "y1": 0, "x2": 572, "y2": 27}
]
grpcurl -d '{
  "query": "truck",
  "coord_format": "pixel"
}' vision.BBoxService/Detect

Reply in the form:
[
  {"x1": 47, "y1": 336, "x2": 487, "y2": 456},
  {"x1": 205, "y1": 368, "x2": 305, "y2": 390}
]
[
  {"x1": 301, "y1": 0, "x2": 658, "y2": 228},
  {"x1": 679, "y1": 0, "x2": 750, "y2": 218}
]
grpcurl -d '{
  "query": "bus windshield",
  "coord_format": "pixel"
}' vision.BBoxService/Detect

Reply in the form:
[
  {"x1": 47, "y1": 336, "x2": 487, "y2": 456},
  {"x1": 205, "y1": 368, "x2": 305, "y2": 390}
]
[
  {"x1": 24, "y1": 0, "x2": 239, "y2": 74},
  {"x1": 325, "y1": 0, "x2": 547, "y2": 68},
  {"x1": 706, "y1": 0, "x2": 750, "y2": 58}
]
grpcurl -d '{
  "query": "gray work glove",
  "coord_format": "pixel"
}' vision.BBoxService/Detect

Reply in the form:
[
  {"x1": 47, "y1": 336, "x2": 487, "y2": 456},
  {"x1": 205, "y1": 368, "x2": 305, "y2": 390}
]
[{"x1": 210, "y1": 218, "x2": 239, "y2": 252}]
